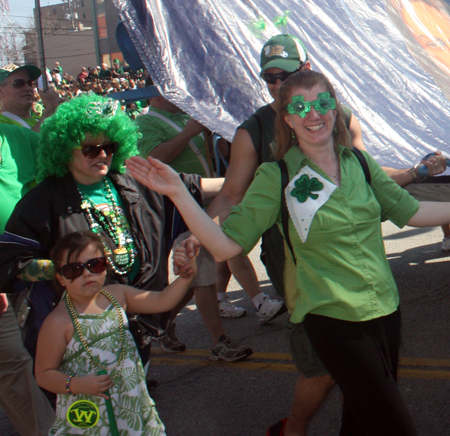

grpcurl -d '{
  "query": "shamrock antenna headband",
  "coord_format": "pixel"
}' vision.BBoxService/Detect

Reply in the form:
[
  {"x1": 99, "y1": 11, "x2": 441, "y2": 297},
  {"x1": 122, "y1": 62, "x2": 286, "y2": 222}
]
[{"x1": 249, "y1": 11, "x2": 291, "y2": 38}]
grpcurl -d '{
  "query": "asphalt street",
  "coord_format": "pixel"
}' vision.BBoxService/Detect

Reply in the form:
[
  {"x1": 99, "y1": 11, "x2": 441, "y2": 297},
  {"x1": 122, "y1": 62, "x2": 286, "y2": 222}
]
[{"x1": 2, "y1": 221, "x2": 450, "y2": 436}]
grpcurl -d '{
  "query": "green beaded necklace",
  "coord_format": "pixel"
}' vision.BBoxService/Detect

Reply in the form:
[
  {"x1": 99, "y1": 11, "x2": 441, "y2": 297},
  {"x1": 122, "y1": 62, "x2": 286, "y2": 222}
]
[
  {"x1": 64, "y1": 290, "x2": 126, "y2": 378},
  {"x1": 76, "y1": 177, "x2": 136, "y2": 275}
]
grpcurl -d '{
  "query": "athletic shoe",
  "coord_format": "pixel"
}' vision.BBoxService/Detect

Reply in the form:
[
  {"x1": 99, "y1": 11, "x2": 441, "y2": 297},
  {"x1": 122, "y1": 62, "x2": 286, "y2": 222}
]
[
  {"x1": 442, "y1": 236, "x2": 450, "y2": 251},
  {"x1": 255, "y1": 296, "x2": 286, "y2": 325},
  {"x1": 153, "y1": 323, "x2": 186, "y2": 353},
  {"x1": 266, "y1": 418, "x2": 288, "y2": 436},
  {"x1": 218, "y1": 299, "x2": 246, "y2": 318},
  {"x1": 209, "y1": 335, "x2": 253, "y2": 362}
]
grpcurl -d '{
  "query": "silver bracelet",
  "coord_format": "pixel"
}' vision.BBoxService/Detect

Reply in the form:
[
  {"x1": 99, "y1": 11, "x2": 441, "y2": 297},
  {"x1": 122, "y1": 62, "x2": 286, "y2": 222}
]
[{"x1": 410, "y1": 164, "x2": 425, "y2": 183}]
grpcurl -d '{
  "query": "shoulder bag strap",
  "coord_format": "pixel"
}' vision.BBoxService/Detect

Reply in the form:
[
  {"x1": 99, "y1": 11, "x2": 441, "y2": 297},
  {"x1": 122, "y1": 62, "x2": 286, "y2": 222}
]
[
  {"x1": 351, "y1": 147, "x2": 371, "y2": 185},
  {"x1": 252, "y1": 113, "x2": 264, "y2": 166},
  {"x1": 277, "y1": 159, "x2": 297, "y2": 265}
]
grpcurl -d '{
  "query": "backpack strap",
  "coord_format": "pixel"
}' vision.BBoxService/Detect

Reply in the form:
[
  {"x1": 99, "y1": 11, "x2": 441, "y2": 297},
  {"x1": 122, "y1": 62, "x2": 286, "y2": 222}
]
[
  {"x1": 277, "y1": 159, "x2": 297, "y2": 265},
  {"x1": 351, "y1": 147, "x2": 371, "y2": 185},
  {"x1": 252, "y1": 114, "x2": 264, "y2": 166}
]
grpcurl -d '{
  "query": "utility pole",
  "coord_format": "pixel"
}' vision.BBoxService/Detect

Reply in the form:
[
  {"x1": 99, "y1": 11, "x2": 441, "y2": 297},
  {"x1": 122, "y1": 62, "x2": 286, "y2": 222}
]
[
  {"x1": 35, "y1": 0, "x2": 48, "y2": 91},
  {"x1": 91, "y1": 0, "x2": 101, "y2": 66}
]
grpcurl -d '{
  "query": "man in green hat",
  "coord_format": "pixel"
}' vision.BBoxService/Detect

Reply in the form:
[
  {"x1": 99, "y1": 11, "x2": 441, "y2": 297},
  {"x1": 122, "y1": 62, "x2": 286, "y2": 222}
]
[
  {"x1": 0, "y1": 63, "x2": 61, "y2": 132},
  {"x1": 111, "y1": 58, "x2": 124, "y2": 78}
]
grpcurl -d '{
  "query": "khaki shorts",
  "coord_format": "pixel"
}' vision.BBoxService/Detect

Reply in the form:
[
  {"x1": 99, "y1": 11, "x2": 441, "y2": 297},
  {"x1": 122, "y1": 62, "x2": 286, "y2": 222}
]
[
  {"x1": 405, "y1": 180, "x2": 450, "y2": 202},
  {"x1": 285, "y1": 320, "x2": 329, "y2": 378},
  {"x1": 172, "y1": 231, "x2": 217, "y2": 288}
]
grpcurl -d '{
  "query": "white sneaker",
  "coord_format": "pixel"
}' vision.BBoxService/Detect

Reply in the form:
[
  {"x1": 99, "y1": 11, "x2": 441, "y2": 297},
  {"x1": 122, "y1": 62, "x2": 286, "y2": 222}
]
[
  {"x1": 442, "y1": 237, "x2": 450, "y2": 251},
  {"x1": 255, "y1": 296, "x2": 286, "y2": 325},
  {"x1": 218, "y1": 299, "x2": 246, "y2": 318}
]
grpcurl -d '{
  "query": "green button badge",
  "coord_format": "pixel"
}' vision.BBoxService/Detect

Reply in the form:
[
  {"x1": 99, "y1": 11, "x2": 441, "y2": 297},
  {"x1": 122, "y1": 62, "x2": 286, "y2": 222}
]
[{"x1": 67, "y1": 400, "x2": 100, "y2": 428}]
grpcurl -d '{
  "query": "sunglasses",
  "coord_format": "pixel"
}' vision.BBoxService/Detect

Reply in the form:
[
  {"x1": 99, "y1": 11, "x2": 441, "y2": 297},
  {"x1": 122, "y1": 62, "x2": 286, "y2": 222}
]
[
  {"x1": 10, "y1": 79, "x2": 34, "y2": 89},
  {"x1": 286, "y1": 93, "x2": 336, "y2": 118},
  {"x1": 58, "y1": 257, "x2": 107, "y2": 280},
  {"x1": 77, "y1": 142, "x2": 119, "y2": 159},
  {"x1": 260, "y1": 67, "x2": 302, "y2": 85}
]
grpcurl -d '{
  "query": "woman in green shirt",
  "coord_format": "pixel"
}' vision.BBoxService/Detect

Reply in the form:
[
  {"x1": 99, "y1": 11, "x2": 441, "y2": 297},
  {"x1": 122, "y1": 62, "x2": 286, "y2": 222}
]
[{"x1": 127, "y1": 70, "x2": 450, "y2": 435}]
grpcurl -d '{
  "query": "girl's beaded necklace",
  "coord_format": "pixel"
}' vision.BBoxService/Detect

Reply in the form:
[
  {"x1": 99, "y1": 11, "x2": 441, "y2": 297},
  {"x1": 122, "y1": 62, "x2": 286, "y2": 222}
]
[
  {"x1": 76, "y1": 177, "x2": 136, "y2": 275},
  {"x1": 64, "y1": 289, "x2": 126, "y2": 378}
]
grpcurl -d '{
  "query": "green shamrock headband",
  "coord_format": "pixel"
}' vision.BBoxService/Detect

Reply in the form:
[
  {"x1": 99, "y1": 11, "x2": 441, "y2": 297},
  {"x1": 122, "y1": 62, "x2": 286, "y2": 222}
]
[{"x1": 286, "y1": 92, "x2": 336, "y2": 118}]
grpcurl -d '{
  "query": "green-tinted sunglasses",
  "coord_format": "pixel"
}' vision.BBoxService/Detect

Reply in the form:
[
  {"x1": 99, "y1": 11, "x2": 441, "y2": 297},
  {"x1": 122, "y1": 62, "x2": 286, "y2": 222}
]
[{"x1": 286, "y1": 92, "x2": 336, "y2": 118}]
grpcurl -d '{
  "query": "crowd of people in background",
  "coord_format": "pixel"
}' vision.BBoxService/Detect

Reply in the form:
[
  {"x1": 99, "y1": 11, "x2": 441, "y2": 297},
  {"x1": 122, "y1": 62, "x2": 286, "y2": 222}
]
[{"x1": 34, "y1": 60, "x2": 151, "y2": 121}]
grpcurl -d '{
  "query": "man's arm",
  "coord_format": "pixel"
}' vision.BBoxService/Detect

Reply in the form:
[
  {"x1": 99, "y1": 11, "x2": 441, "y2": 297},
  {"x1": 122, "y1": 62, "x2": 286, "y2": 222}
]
[
  {"x1": 138, "y1": 117, "x2": 205, "y2": 163},
  {"x1": 348, "y1": 115, "x2": 366, "y2": 151},
  {"x1": 206, "y1": 128, "x2": 259, "y2": 223},
  {"x1": 382, "y1": 151, "x2": 447, "y2": 187},
  {"x1": 201, "y1": 178, "x2": 224, "y2": 200},
  {"x1": 32, "y1": 89, "x2": 63, "y2": 133},
  {"x1": 349, "y1": 114, "x2": 447, "y2": 187}
]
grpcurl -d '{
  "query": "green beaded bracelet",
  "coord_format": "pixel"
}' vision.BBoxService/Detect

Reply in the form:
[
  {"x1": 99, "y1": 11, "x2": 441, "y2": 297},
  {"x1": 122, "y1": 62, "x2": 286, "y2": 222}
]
[{"x1": 66, "y1": 374, "x2": 76, "y2": 396}]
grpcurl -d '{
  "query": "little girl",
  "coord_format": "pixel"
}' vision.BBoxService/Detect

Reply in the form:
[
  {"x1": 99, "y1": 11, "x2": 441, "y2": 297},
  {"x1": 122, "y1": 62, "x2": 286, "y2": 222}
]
[{"x1": 35, "y1": 231, "x2": 197, "y2": 435}]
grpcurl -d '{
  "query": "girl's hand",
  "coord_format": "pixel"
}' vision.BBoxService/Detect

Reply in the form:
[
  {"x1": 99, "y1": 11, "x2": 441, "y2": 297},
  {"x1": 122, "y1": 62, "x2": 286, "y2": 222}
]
[
  {"x1": 173, "y1": 242, "x2": 198, "y2": 279},
  {"x1": 73, "y1": 374, "x2": 114, "y2": 399},
  {"x1": 126, "y1": 156, "x2": 185, "y2": 199}
]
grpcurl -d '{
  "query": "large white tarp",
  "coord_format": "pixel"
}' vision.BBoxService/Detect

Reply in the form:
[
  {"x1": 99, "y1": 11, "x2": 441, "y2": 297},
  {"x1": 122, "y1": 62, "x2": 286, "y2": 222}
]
[{"x1": 113, "y1": 0, "x2": 450, "y2": 168}]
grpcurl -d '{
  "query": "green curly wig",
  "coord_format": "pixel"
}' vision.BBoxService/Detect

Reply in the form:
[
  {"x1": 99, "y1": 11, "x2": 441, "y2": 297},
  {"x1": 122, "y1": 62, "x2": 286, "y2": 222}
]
[{"x1": 37, "y1": 94, "x2": 138, "y2": 182}]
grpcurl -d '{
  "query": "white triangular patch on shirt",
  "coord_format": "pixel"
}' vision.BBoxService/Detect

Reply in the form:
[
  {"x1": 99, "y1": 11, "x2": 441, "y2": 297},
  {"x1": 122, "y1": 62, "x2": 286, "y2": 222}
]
[{"x1": 285, "y1": 166, "x2": 337, "y2": 243}]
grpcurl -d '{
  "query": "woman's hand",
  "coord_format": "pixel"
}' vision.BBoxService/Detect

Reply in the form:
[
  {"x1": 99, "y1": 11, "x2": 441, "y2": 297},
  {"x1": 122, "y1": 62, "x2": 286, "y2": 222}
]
[
  {"x1": 72, "y1": 374, "x2": 114, "y2": 399},
  {"x1": 126, "y1": 156, "x2": 185, "y2": 199}
]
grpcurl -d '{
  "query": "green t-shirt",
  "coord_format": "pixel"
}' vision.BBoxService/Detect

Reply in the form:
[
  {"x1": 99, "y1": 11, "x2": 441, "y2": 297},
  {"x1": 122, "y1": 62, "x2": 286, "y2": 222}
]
[
  {"x1": 0, "y1": 125, "x2": 40, "y2": 232},
  {"x1": 77, "y1": 178, "x2": 141, "y2": 280},
  {"x1": 223, "y1": 145, "x2": 419, "y2": 324},
  {"x1": 136, "y1": 107, "x2": 208, "y2": 177},
  {"x1": 0, "y1": 113, "x2": 39, "y2": 129}
]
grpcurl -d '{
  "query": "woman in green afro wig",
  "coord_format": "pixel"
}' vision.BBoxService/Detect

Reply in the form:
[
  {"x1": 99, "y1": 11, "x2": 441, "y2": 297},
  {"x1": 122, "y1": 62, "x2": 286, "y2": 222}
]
[{"x1": 37, "y1": 93, "x2": 138, "y2": 182}]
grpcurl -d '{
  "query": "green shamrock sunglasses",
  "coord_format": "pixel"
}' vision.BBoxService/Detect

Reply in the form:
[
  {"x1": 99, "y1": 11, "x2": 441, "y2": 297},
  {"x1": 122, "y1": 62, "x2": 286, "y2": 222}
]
[{"x1": 286, "y1": 92, "x2": 336, "y2": 118}]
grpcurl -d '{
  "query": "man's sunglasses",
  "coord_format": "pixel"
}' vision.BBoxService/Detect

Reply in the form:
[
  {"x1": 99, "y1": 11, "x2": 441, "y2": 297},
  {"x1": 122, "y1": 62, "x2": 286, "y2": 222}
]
[
  {"x1": 58, "y1": 257, "x2": 107, "y2": 280},
  {"x1": 10, "y1": 79, "x2": 34, "y2": 89},
  {"x1": 76, "y1": 142, "x2": 119, "y2": 159},
  {"x1": 260, "y1": 67, "x2": 302, "y2": 85}
]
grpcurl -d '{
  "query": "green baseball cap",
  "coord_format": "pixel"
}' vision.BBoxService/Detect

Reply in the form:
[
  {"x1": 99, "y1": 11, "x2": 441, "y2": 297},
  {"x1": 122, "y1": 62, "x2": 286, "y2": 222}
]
[
  {"x1": 0, "y1": 63, "x2": 41, "y2": 84},
  {"x1": 113, "y1": 58, "x2": 120, "y2": 64},
  {"x1": 260, "y1": 34, "x2": 308, "y2": 73}
]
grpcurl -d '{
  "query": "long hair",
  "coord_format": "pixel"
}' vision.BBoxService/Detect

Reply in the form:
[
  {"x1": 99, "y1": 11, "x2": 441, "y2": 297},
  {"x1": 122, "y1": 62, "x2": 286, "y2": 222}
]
[
  {"x1": 37, "y1": 94, "x2": 138, "y2": 182},
  {"x1": 275, "y1": 70, "x2": 351, "y2": 160}
]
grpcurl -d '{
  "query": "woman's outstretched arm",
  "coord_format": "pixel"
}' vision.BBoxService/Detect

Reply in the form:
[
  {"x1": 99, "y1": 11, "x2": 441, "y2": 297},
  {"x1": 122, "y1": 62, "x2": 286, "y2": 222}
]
[
  {"x1": 126, "y1": 156, "x2": 242, "y2": 261},
  {"x1": 407, "y1": 201, "x2": 450, "y2": 227}
]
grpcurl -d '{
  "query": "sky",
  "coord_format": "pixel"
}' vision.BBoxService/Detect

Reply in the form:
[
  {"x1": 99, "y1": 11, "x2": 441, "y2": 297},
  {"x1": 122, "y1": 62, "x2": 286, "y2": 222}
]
[{"x1": 8, "y1": 0, "x2": 63, "y2": 28}]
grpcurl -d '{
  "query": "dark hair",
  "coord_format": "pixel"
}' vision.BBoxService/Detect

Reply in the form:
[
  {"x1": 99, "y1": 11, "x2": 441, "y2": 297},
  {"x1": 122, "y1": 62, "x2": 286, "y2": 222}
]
[
  {"x1": 51, "y1": 231, "x2": 105, "y2": 271},
  {"x1": 274, "y1": 70, "x2": 351, "y2": 160}
]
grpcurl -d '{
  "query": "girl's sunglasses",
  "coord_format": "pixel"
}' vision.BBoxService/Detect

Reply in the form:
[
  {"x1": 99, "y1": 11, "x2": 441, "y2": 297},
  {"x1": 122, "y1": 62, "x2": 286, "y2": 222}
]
[
  {"x1": 58, "y1": 257, "x2": 107, "y2": 280},
  {"x1": 11, "y1": 79, "x2": 33, "y2": 89},
  {"x1": 77, "y1": 142, "x2": 119, "y2": 159}
]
